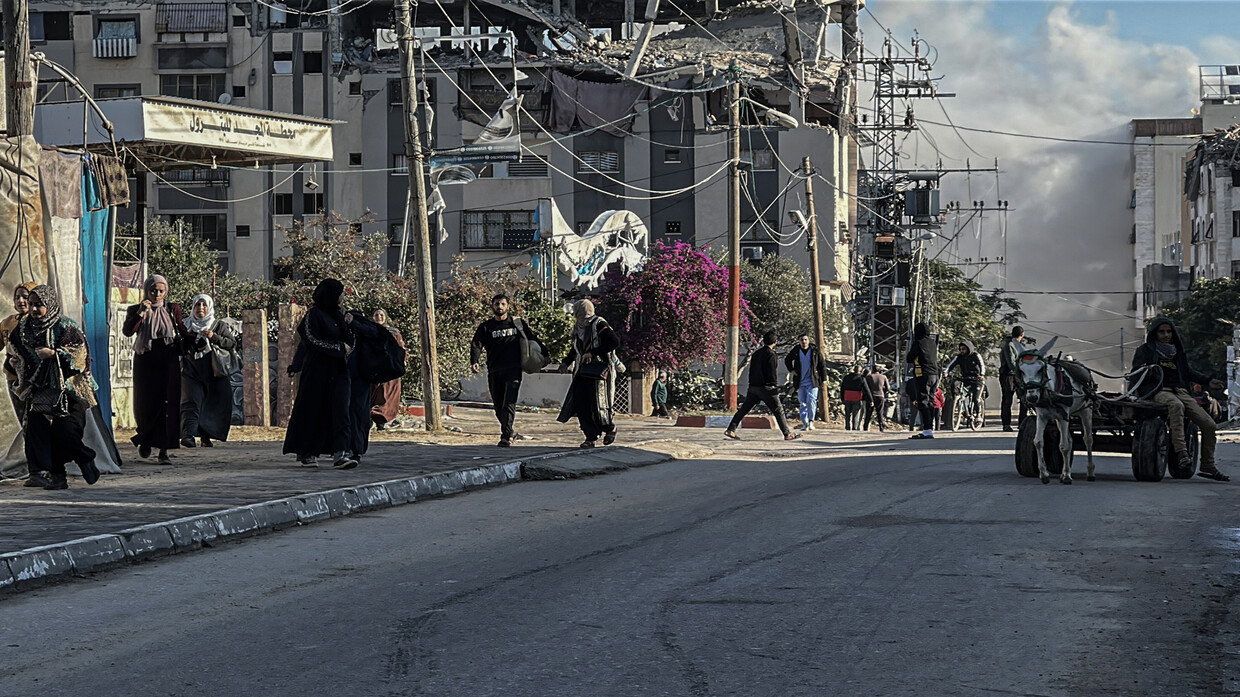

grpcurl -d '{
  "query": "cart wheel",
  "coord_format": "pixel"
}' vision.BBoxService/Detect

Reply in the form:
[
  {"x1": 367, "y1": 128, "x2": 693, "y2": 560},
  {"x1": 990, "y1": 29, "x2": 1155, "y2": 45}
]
[
  {"x1": 1015, "y1": 418, "x2": 1066, "y2": 477},
  {"x1": 1132, "y1": 417, "x2": 1169, "y2": 482},
  {"x1": 1168, "y1": 423, "x2": 1199, "y2": 479}
]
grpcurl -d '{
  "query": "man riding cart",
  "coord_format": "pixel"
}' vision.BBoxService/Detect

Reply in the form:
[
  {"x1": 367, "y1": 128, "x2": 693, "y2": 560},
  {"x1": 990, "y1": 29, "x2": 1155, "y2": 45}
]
[{"x1": 1130, "y1": 317, "x2": 1228, "y2": 482}]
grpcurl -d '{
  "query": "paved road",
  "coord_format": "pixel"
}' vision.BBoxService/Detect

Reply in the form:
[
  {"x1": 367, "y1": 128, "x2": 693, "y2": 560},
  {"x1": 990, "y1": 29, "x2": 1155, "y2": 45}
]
[{"x1": 3, "y1": 431, "x2": 1237, "y2": 696}]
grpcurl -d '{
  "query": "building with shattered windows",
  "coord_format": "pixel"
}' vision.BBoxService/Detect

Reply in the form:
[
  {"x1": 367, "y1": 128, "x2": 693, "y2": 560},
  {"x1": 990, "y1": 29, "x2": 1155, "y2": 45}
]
[{"x1": 27, "y1": 0, "x2": 858, "y2": 340}]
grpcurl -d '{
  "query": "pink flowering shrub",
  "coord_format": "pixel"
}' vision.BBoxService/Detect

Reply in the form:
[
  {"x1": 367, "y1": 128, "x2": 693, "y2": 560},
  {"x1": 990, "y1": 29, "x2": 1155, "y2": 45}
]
[{"x1": 598, "y1": 241, "x2": 751, "y2": 370}]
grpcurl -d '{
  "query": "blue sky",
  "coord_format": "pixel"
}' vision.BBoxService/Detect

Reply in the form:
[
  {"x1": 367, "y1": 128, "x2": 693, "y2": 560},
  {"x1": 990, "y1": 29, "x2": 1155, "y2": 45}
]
[{"x1": 984, "y1": 1, "x2": 1235, "y2": 47}]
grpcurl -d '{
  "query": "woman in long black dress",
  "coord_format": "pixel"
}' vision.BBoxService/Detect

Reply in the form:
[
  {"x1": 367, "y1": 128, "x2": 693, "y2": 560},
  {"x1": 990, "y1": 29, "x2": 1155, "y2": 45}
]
[
  {"x1": 282, "y1": 279, "x2": 358, "y2": 469},
  {"x1": 557, "y1": 299, "x2": 621, "y2": 448},
  {"x1": 8, "y1": 285, "x2": 100, "y2": 490},
  {"x1": 179, "y1": 293, "x2": 238, "y2": 448},
  {"x1": 123, "y1": 275, "x2": 190, "y2": 464}
]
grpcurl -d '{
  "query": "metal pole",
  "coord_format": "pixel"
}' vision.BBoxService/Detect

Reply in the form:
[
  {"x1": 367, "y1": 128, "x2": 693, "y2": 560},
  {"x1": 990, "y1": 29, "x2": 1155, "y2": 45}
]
[
  {"x1": 396, "y1": 0, "x2": 443, "y2": 430},
  {"x1": 724, "y1": 77, "x2": 741, "y2": 410},
  {"x1": 3, "y1": 0, "x2": 34, "y2": 137},
  {"x1": 803, "y1": 157, "x2": 827, "y2": 422}
]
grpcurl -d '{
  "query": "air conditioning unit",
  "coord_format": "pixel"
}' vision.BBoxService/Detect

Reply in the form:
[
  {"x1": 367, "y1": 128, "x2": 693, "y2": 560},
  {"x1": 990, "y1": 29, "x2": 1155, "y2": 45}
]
[{"x1": 742, "y1": 246, "x2": 764, "y2": 261}]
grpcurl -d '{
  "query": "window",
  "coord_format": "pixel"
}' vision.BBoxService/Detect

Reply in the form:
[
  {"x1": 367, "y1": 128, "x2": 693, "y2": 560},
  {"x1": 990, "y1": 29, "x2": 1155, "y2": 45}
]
[
  {"x1": 349, "y1": 81, "x2": 362, "y2": 96},
  {"x1": 233, "y1": 13, "x2": 247, "y2": 27},
  {"x1": 274, "y1": 193, "x2": 293, "y2": 215},
  {"x1": 391, "y1": 153, "x2": 408, "y2": 174},
  {"x1": 95, "y1": 84, "x2": 140, "y2": 100},
  {"x1": 462, "y1": 210, "x2": 535, "y2": 250},
  {"x1": 349, "y1": 153, "x2": 362, "y2": 168},
  {"x1": 577, "y1": 151, "x2": 619, "y2": 174},
  {"x1": 158, "y1": 46, "x2": 227, "y2": 70},
  {"x1": 508, "y1": 155, "x2": 548, "y2": 178},
  {"x1": 273, "y1": 52, "x2": 293, "y2": 75},
  {"x1": 155, "y1": 3, "x2": 227, "y2": 33},
  {"x1": 159, "y1": 74, "x2": 225, "y2": 101},
  {"x1": 665, "y1": 221, "x2": 682, "y2": 236},
  {"x1": 31, "y1": 12, "x2": 72, "y2": 41},
  {"x1": 304, "y1": 52, "x2": 323, "y2": 74},
  {"x1": 389, "y1": 223, "x2": 405, "y2": 247},
  {"x1": 236, "y1": 224, "x2": 251, "y2": 238},
  {"x1": 1233, "y1": 260, "x2": 1240, "y2": 279},
  {"x1": 161, "y1": 168, "x2": 229, "y2": 185},
  {"x1": 742, "y1": 148, "x2": 775, "y2": 171},
  {"x1": 96, "y1": 18, "x2": 137, "y2": 41},
  {"x1": 1233, "y1": 211, "x2": 1240, "y2": 238},
  {"x1": 388, "y1": 80, "x2": 403, "y2": 106},
  {"x1": 166, "y1": 214, "x2": 227, "y2": 251},
  {"x1": 303, "y1": 193, "x2": 324, "y2": 213},
  {"x1": 664, "y1": 149, "x2": 681, "y2": 164},
  {"x1": 232, "y1": 85, "x2": 246, "y2": 98}
]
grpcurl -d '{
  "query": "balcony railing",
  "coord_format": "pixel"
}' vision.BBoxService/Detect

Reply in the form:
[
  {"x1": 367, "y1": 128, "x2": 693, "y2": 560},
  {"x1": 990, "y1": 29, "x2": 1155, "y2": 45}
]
[{"x1": 93, "y1": 37, "x2": 137, "y2": 58}]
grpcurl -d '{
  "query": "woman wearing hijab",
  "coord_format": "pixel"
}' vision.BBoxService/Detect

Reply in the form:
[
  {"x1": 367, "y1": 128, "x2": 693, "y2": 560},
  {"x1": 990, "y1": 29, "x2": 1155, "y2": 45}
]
[
  {"x1": 369, "y1": 308, "x2": 405, "y2": 430},
  {"x1": 123, "y1": 275, "x2": 190, "y2": 464},
  {"x1": 179, "y1": 294, "x2": 239, "y2": 448},
  {"x1": 557, "y1": 299, "x2": 621, "y2": 448},
  {"x1": 1, "y1": 282, "x2": 39, "y2": 482},
  {"x1": 282, "y1": 279, "x2": 359, "y2": 469},
  {"x1": 8, "y1": 285, "x2": 100, "y2": 489}
]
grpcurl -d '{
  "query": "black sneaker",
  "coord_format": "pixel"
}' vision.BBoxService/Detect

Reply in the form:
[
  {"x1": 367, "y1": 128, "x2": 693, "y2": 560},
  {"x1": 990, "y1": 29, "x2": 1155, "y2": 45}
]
[
  {"x1": 201, "y1": 437, "x2": 213, "y2": 447},
  {"x1": 44, "y1": 475, "x2": 68, "y2": 490},
  {"x1": 497, "y1": 439, "x2": 512, "y2": 447},
  {"x1": 579, "y1": 440, "x2": 596, "y2": 449},
  {"x1": 24, "y1": 472, "x2": 52, "y2": 488},
  {"x1": 603, "y1": 430, "x2": 617, "y2": 445},
  {"x1": 138, "y1": 445, "x2": 151, "y2": 458},
  {"x1": 180, "y1": 437, "x2": 197, "y2": 448},
  {"x1": 80, "y1": 460, "x2": 100, "y2": 485},
  {"x1": 333, "y1": 455, "x2": 360, "y2": 470}
]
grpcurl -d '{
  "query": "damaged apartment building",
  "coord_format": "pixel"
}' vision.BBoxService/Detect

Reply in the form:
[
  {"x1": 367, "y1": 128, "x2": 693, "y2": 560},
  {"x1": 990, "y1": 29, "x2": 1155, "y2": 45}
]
[{"x1": 25, "y1": 0, "x2": 857, "y2": 324}]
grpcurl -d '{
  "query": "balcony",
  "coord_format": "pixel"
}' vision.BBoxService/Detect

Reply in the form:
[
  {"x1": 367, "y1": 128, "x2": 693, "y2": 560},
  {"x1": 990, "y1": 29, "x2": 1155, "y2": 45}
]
[{"x1": 93, "y1": 37, "x2": 137, "y2": 58}]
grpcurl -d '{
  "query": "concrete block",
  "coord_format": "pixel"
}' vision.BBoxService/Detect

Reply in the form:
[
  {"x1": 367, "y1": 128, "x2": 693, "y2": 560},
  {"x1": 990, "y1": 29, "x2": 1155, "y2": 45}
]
[
  {"x1": 340, "y1": 488, "x2": 362, "y2": 512},
  {"x1": 212, "y1": 507, "x2": 261, "y2": 537},
  {"x1": 383, "y1": 479, "x2": 416, "y2": 505},
  {"x1": 165, "y1": 514, "x2": 221, "y2": 549},
  {"x1": 3, "y1": 545, "x2": 74, "y2": 585},
  {"x1": 673, "y1": 414, "x2": 774, "y2": 429},
  {"x1": 500, "y1": 462, "x2": 522, "y2": 482},
  {"x1": 118, "y1": 525, "x2": 176, "y2": 560},
  {"x1": 410, "y1": 474, "x2": 443, "y2": 499},
  {"x1": 433, "y1": 471, "x2": 465, "y2": 496},
  {"x1": 289, "y1": 493, "x2": 332, "y2": 522},
  {"x1": 248, "y1": 499, "x2": 298, "y2": 530},
  {"x1": 352, "y1": 484, "x2": 391, "y2": 511},
  {"x1": 0, "y1": 558, "x2": 15, "y2": 591},
  {"x1": 63, "y1": 535, "x2": 127, "y2": 574},
  {"x1": 321, "y1": 489, "x2": 352, "y2": 517}
]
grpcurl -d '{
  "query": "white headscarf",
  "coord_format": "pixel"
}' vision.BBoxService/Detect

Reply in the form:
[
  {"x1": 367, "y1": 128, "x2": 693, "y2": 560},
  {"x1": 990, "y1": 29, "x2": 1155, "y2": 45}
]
[{"x1": 183, "y1": 294, "x2": 216, "y2": 334}]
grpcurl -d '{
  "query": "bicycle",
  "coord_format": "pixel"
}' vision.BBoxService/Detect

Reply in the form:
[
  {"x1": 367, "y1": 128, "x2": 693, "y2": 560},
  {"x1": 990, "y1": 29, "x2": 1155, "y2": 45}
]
[{"x1": 950, "y1": 376, "x2": 986, "y2": 431}]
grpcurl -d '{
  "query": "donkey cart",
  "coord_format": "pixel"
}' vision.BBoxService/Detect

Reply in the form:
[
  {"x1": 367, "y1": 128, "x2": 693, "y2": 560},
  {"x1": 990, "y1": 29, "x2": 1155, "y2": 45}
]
[{"x1": 1014, "y1": 392, "x2": 1200, "y2": 482}]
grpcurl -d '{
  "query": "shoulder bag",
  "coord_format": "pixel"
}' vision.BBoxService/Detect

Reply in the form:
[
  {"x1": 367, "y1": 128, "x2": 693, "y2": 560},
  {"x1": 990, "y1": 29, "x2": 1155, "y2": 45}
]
[
  {"x1": 28, "y1": 330, "x2": 70, "y2": 418},
  {"x1": 513, "y1": 317, "x2": 550, "y2": 374}
]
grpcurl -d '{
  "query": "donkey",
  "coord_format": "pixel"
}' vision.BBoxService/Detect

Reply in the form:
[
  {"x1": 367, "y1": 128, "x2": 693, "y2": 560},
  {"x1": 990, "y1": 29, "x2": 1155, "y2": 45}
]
[{"x1": 1016, "y1": 338, "x2": 1097, "y2": 484}]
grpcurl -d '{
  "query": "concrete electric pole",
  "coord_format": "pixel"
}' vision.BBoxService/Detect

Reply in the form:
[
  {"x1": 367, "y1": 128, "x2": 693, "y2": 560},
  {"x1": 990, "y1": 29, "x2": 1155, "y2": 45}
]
[
  {"x1": 394, "y1": 0, "x2": 443, "y2": 430},
  {"x1": 803, "y1": 157, "x2": 828, "y2": 420},
  {"x1": 724, "y1": 77, "x2": 741, "y2": 410},
  {"x1": 3, "y1": 0, "x2": 34, "y2": 136}
]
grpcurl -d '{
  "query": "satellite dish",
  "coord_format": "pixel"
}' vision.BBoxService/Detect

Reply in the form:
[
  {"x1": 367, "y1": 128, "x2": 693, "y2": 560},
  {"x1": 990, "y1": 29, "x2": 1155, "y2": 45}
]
[{"x1": 218, "y1": 93, "x2": 233, "y2": 105}]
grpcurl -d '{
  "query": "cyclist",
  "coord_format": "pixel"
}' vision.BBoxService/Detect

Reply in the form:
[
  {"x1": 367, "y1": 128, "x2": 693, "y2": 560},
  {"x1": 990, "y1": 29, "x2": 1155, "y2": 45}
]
[
  {"x1": 944, "y1": 340, "x2": 985, "y2": 429},
  {"x1": 1130, "y1": 317, "x2": 1227, "y2": 481}
]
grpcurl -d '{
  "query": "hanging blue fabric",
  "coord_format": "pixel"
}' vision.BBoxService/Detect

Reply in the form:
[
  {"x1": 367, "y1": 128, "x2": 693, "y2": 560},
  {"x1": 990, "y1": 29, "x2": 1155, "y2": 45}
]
[{"x1": 80, "y1": 157, "x2": 114, "y2": 434}]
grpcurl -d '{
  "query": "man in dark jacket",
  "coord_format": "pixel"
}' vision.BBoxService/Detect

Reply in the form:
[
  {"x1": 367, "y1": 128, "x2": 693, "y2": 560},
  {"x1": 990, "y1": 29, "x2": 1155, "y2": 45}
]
[
  {"x1": 998, "y1": 325, "x2": 1028, "y2": 432},
  {"x1": 785, "y1": 333, "x2": 829, "y2": 430},
  {"x1": 863, "y1": 365, "x2": 890, "y2": 432},
  {"x1": 470, "y1": 293, "x2": 542, "y2": 447},
  {"x1": 905, "y1": 321, "x2": 939, "y2": 439},
  {"x1": 839, "y1": 364, "x2": 872, "y2": 430},
  {"x1": 944, "y1": 339, "x2": 985, "y2": 430},
  {"x1": 725, "y1": 330, "x2": 798, "y2": 441},
  {"x1": 1130, "y1": 317, "x2": 1227, "y2": 481}
]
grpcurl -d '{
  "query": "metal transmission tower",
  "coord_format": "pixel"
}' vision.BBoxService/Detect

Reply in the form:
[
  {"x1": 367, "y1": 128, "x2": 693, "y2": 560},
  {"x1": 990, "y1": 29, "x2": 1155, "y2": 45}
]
[{"x1": 853, "y1": 37, "x2": 946, "y2": 374}]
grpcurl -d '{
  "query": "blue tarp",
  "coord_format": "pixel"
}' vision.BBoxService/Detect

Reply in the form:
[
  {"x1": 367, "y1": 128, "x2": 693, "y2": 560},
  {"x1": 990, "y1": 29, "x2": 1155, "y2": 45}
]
[{"x1": 80, "y1": 162, "x2": 113, "y2": 433}]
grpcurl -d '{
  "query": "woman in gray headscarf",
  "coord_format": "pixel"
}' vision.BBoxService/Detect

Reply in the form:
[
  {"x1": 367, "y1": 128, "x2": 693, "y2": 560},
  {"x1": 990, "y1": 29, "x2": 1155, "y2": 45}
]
[
  {"x1": 7, "y1": 285, "x2": 99, "y2": 489},
  {"x1": 557, "y1": 299, "x2": 621, "y2": 448},
  {"x1": 179, "y1": 293, "x2": 239, "y2": 448},
  {"x1": 123, "y1": 274, "x2": 190, "y2": 464}
]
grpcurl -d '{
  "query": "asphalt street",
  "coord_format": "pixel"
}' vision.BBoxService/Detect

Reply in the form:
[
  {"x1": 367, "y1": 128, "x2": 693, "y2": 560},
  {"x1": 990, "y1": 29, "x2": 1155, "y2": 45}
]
[{"x1": 2, "y1": 430, "x2": 1238, "y2": 697}]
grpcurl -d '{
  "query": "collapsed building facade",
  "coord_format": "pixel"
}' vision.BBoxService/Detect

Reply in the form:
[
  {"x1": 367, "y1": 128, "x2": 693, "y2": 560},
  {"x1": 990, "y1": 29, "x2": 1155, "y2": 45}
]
[{"x1": 25, "y1": 0, "x2": 857, "y2": 346}]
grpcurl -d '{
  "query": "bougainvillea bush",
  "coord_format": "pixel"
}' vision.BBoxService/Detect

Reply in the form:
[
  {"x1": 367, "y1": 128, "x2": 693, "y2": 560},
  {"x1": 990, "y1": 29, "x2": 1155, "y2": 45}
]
[{"x1": 597, "y1": 241, "x2": 750, "y2": 370}]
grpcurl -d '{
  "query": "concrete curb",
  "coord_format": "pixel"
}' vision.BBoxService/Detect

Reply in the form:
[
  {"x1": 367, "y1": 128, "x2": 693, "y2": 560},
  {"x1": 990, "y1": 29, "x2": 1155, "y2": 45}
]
[
  {"x1": 675, "y1": 415, "x2": 776, "y2": 429},
  {"x1": 0, "y1": 439, "x2": 700, "y2": 595}
]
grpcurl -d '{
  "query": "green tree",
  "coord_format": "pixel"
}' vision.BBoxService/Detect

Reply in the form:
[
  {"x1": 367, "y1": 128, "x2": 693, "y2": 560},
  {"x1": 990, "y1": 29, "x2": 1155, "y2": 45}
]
[
  {"x1": 1160, "y1": 276, "x2": 1240, "y2": 376},
  {"x1": 140, "y1": 218, "x2": 275, "y2": 317},
  {"x1": 741, "y1": 254, "x2": 814, "y2": 341},
  {"x1": 927, "y1": 260, "x2": 1024, "y2": 364}
]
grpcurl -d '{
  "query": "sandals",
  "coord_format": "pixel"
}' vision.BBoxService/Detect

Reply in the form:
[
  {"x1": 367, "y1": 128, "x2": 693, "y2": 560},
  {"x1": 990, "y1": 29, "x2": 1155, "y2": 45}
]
[
  {"x1": 1197, "y1": 468, "x2": 1230, "y2": 482},
  {"x1": 723, "y1": 430, "x2": 740, "y2": 440},
  {"x1": 909, "y1": 433, "x2": 935, "y2": 440},
  {"x1": 784, "y1": 432, "x2": 800, "y2": 441}
]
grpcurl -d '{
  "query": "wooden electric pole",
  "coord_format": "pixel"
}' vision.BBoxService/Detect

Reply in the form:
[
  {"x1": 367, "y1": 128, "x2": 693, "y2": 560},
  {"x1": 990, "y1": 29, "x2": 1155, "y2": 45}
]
[
  {"x1": 3, "y1": 0, "x2": 34, "y2": 136},
  {"x1": 803, "y1": 157, "x2": 828, "y2": 421},
  {"x1": 724, "y1": 77, "x2": 741, "y2": 410},
  {"x1": 395, "y1": 0, "x2": 443, "y2": 430}
]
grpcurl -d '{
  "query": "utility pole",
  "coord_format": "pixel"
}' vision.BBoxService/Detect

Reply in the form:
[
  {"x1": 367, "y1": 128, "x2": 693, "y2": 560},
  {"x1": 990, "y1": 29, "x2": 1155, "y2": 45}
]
[
  {"x1": 803, "y1": 157, "x2": 827, "y2": 421},
  {"x1": 3, "y1": 0, "x2": 34, "y2": 136},
  {"x1": 395, "y1": 0, "x2": 443, "y2": 430},
  {"x1": 724, "y1": 77, "x2": 741, "y2": 410}
]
